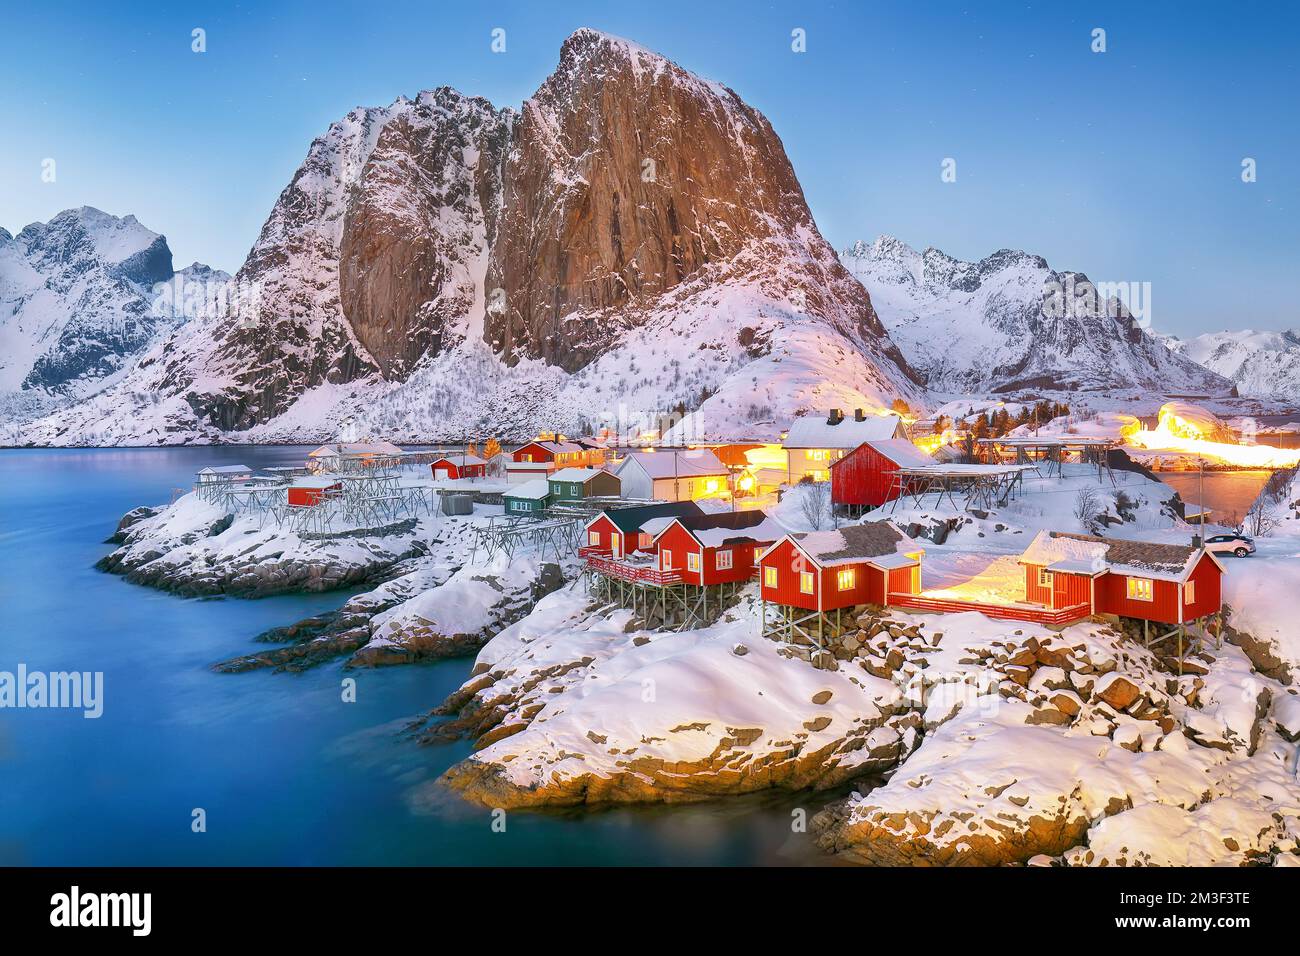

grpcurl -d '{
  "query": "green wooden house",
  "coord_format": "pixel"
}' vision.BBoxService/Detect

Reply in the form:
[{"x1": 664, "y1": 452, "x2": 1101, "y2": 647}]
[
  {"x1": 547, "y1": 468, "x2": 621, "y2": 502},
  {"x1": 503, "y1": 478, "x2": 552, "y2": 515}
]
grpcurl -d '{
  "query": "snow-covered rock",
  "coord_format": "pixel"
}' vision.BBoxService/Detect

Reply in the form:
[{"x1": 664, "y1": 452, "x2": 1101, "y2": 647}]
[
  {"x1": 841, "y1": 235, "x2": 1233, "y2": 396},
  {"x1": 0, "y1": 207, "x2": 227, "y2": 435},
  {"x1": 1165, "y1": 328, "x2": 1300, "y2": 403},
  {"x1": 22, "y1": 30, "x2": 920, "y2": 447}
]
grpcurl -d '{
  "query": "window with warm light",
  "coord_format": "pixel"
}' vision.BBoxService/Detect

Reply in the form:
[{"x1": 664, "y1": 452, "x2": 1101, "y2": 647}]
[
  {"x1": 799, "y1": 571, "x2": 815, "y2": 594},
  {"x1": 763, "y1": 566, "x2": 778, "y2": 588},
  {"x1": 1126, "y1": 577, "x2": 1154, "y2": 602},
  {"x1": 638, "y1": 533, "x2": 651, "y2": 549},
  {"x1": 716, "y1": 550, "x2": 733, "y2": 570},
  {"x1": 1037, "y1": 567, "x2": 1052, "y2": 589},
  {"x1": 588, "y1": 531, "x2": 599, "y2": 546},
  {"x1": 705, "y1": 479, "x2": 719, "y2": 493},
  {"x1": 1185, "y1": 580, "x2": 1196, "y2": 604},
  {"x1": 687, "y1": 553, "x2": 701, "y2": 572},
  {"x1": 661, "y1": 549, "x2": 673, "y2": 570},
  {"x1": 837, "y1": 568, "x2": 855, "y2": 591}
]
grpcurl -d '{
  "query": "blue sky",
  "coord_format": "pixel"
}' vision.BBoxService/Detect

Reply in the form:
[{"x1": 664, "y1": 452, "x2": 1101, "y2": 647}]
[{"x1": 2, "y1": 0, "x2": 1296, "y2": 336}]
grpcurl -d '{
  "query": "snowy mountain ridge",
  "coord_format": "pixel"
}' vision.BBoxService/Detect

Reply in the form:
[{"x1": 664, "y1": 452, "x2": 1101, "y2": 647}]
[
  {"x1": 20, "y1": 29, "x2": 921, "y2": 446},
  {"x1": 0, "y1": 207, "x2": 229, "y2": 437},
  {"x1": 841, "y1": 235, "x2": 1234, "y2": 397},
  {"x1": 1162, "y1": 329, "x2": 1300, "y2": 402}
]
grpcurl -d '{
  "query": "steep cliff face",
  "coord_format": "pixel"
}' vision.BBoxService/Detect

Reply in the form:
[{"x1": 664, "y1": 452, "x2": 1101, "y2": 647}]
[
  {"x1": 842, "y1": 236, "x2": 1234, "y2": 396},
  {"x1": 483, "y1": 30, "x2": 902, "y2": 375},
  {"x1": 22, "y1": 30, "x2": 920, "y2": 445},
  {"x1": 339, "y1": 90, "x2": 512, "y2": 379}
]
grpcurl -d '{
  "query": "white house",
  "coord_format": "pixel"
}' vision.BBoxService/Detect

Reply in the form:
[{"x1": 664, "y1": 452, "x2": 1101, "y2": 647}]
[
  {"x1": 614, "y1": 449, "x2": 730, "y2": 502},
  {"x1": 783, "y1": 409, "x2": 906, "y2": 483}
]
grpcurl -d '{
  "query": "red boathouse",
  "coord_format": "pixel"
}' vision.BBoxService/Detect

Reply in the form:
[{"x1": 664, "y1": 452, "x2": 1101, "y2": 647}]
[
  {"x1": 829, "y1": 439, "x2": 936, "y2": 511},
  {"x1": 648, "y1": 510, "x2": 787, "y2": 587},
  {"x1": 287, "y1": 477, "x2": 341, "y2": 506},
  {"x1": 431, "y1": 453, "x2": 487, "y2": 480}
]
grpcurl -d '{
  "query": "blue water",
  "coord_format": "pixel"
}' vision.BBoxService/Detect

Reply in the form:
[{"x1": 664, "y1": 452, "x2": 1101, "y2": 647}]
[{"x1": 0, "y1": 447, "x2": 833, "y2": 865}]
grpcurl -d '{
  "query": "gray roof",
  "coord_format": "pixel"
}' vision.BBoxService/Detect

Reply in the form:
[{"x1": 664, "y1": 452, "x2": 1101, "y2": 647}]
[{"x1": 788, "y1": 522, "x2": 915, "y2": 566}]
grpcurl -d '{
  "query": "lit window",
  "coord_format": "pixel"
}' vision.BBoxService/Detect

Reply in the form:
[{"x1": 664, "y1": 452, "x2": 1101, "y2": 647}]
[
  {"x1": 638, "y1": 533, "x2": 651, "y2": 549},
  {"x1": 705, "y1": 479, "x2": 719, "y2": 493},
  {"x1": 687, "y1": 553, "x2": 701, "y2": 572},
  {"x1": 662, "y1": 549, "x2": 673, "y2": 570},
  {"x1": 716, "y1": 549, "x2": 733, "y2": 570},
  {"x1": 1037, "y1": 567, "x2": 1053, "y2": 588},
  {"x1": 1127, "y1": 577, "x2": 1154, "y2": 602},
  {"x1": 800, "y1": 571, "x2": 815, "y2": 594},
  {"x1": 588, "y1": 531, "x2": 599, "y2": 546},
  {"x1": 837, "y1": 568, "x2": 855, "y2": 591},
  {"x1": 763, "y1": 566, "x2": 778, "y2": 588},
  {"x1": 1185, "y1": 580, "x2": 1196, "y2": 604},
  {"x1": 521, "y1": 454, "x2": 533, "y2": 462}
]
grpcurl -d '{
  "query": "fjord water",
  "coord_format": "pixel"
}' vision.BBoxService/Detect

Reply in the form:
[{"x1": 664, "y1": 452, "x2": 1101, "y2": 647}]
[{"x1": 0, "y1": 447, "x2": 829, "y2": 865}]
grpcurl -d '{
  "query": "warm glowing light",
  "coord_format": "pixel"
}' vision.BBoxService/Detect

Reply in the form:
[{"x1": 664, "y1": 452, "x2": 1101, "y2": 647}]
[
  {"x1": 1125, "y1": 402, "x2": 1300, "y2": 468},
  {"x1": 705, "y1": 479, "x2": 720, "y2": 493},
  {"x1": 738, "y1": 475, "x2": 755, "y2": 492}
]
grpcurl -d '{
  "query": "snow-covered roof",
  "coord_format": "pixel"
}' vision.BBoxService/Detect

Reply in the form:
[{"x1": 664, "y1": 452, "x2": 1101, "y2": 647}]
[
  {"x1": 196, "y1": 464, "x2": 252, "y2": 475},
  {"x1": 549, "y1": 467, "x2": 609, "y2": 483},
  {"x1": 308, "y1": 441, "x2": 403, "y2": 457},
  {"x1": 521, "y1": 439, "x2": 584, "y2": 455},
  {"x1": 783, "y1": 413, "x2": 904, "y2": 449},
  {"x1": 1019, "y1": 530, "x2": 1222, "y2": 582},
  {"x1": 616, "y1": 449, "x2": 728, "y2": 479},
  {"x1": 837, "y1": 438, "x2": 935, "y2": 469},
  {"x1": 507, "y1": 461, "x2": 553, "y2": 471},
  {"x1": 292, "y1": 477, "x2": 341, "y2": 489},
  {"x1": 587, "y1": 501, "x2": 705, "y2": 534},
  {"x1": 771, "y1": 521, "x2": 922, "y2": 569},
  {"x1": 504, "y1": 479, "x2": 552, "y2": 500},
  {"x1": 650, "y1": 510, "x2": 788, "y2": 548},
  {"x1": 433, "y1": 453, "x2": 486, "y2": 467}
]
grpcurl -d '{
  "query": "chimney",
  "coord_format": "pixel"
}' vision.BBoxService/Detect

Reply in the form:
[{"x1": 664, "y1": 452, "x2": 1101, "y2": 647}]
[
  {"x1": 1192, "y1": 533, "x2": 1203, "y2": 550},
  {"x1": 827, "y1": 408, "x2": 843, "y2": 425},
  {"x1": 854, "y1": 408, "x2": 865, "y2": 422}
]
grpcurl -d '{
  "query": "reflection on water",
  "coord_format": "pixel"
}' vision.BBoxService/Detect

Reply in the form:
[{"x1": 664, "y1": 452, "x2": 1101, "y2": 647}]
[
  {"x1": 1159, "y1": 470, "x2": 1273, "y2": 527},
  {"x1": 0, "y1": 447, "x2": 843, "y2": 866}
]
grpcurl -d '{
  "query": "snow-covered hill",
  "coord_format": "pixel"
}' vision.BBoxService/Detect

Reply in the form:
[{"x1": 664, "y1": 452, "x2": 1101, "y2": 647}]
[
  {"x1": 0, "y1": 208, "x2": 228, "y2": 437},
  {"x1": 1163, "y1": 329, "x2": 1300, "y2": 402},
  {"x1": 21, "y1": 30, "x2": 921, "y2": 446},
  {"x1": 841, "y1": 235, "x2": 1234, "y2": 397}
]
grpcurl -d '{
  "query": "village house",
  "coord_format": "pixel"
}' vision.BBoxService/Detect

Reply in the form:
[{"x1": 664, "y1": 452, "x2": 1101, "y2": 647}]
[
  {"x1": 581, "y1": 501, "x2": 706, "y2": 558},
  {"x1": 506, "y1": 439, "x2": 600, "y2": 483},
  {"x1": 830, "y1": 438, "x2": 936, "y2": 511},
  {"x1": 430, "y1": 453, "x2": 487, "y2": 481},
  {"x1": 307, "y1": 441, "x2": 403, "y2": 473},
  {"x1": 547, "y1": 467, "x2": 621, "y2": 501},
  {"x1": 783, "y1": 409, "x2": 907, "y2": 483},
  {"x1": 1017, "y1": 531, "x2": 1225, "y2": 626},
  {"x1": 502, "y1": 478, "x2": 552, "y2": 515},
  {"x1": 286, "y1": 476, "x2": 341, "y2": 507},
  {"x1": 613, "y1": 449, "x2": 730, "y2": 502},
  {"x1": 645, "y1": 510, "x2": 787, "y2": 586}
]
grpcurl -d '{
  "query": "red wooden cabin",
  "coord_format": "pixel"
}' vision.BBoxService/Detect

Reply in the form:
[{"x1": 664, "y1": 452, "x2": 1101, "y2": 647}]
[
  {"x1": 830, "y1": 439, "x2": 936, "y2": 509},
  {"x1": 648, "y1": 511, "x2": 787, "y2": 586},
  {"x1": 582, "y1": 502, "x2": 705, "y2": 558},
  {"x1": 287, "y1": 477, "x2": 341, "y2": 506},
  {"x1": 1019, "y1": 531, "x2": 1224, "y2": 625},
  {"x1": 431, "y1": 454, "x2": 486, "y2": 480},
  {"x1": 759, "y1": 522, "x2": 924, "y2": 612}
]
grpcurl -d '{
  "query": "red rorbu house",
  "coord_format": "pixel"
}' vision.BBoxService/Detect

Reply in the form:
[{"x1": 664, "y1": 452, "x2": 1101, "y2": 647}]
[
  {"x1": 287, "y1": 476, "x2": 341, "y2": 507},
  {"x1": 758, "y1": 522, "x2": 925, "y2": 648},
  {"x1": 645, "y1": 510, "x2": 787, "y2": 587},
  {"x1": 430, "y1": 453, "x2": 487, "y2": 481},
  {"x1": 581, "y1": 501, "x2": 705, "y2": 561},
  {"x1": 507, "y1": 440, "x2": 590, "y2": 484},
  {"x1": 830, "y1": 439, "x2": 936, "y2": 513},
  {"x1": 1017, "y1": 531, "x2": 1225, "y2": 631}
]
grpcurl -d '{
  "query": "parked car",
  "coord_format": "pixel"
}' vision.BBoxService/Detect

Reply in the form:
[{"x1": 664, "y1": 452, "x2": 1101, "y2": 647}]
[{"x1": 1205, "y1": 533, "x2": 1256, "y2": 557}]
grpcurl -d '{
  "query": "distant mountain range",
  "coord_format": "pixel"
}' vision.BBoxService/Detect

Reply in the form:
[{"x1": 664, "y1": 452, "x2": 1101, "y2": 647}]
[
  {"x1": 9, "y1": 32, "x2": 1290, "y2": 448},
  {"x1": 839, "y1": 235, "x2": 1234, "y2": 397},
  {"x1": 1161, "y1": 329, "x2": 1300, "y2": 403}
]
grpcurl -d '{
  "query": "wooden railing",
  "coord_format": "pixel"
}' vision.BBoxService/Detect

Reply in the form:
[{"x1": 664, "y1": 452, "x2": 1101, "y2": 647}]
[
  {"x1": 887, "y1": 593, "x2": 1090, "y2": 626},
  {"x1": 586, "y1": 553, "x2": 681, "y2": 586}
]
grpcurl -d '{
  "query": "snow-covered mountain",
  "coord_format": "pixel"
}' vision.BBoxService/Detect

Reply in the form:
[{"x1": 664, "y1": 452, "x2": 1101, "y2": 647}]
[
  {"x1": 1163, "y1": 329, "x2": 1300, "y2": 402},
  {"x1": 841, "y1": 235, "x2": 1234, "y2": 397},
  {"x1": 22, "y1": 30, "x2": 921, "y2": 446},
  {"x1": 0, "y1": 208, "x2": 229, "y2": 438}
]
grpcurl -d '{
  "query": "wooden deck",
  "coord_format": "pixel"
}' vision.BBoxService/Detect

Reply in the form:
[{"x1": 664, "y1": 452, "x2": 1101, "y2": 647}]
[
  {"x1": 887, "y1": 592, "x2": 1090, "y2": 627},
  {"x1": 585, "y1": 553, "x2": 682, "y2": 586}
]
